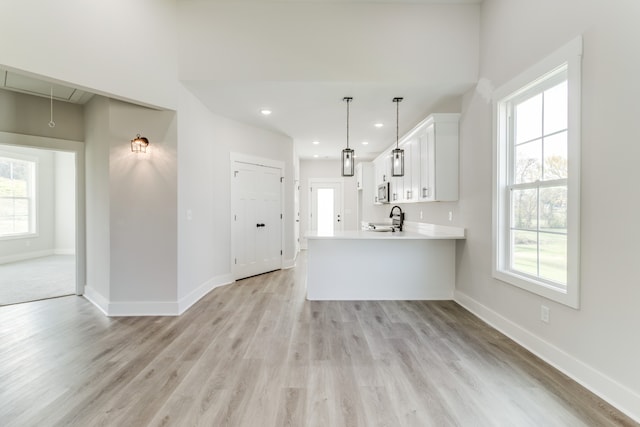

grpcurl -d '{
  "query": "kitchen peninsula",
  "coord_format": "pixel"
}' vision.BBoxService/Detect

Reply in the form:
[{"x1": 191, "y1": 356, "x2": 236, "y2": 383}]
[{"x1": 306, "y1": 223, "x2": 465, "y2": 300}]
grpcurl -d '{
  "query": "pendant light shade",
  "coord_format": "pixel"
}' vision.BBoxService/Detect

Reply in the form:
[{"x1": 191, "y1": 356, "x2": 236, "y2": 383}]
[
  {"x1": 341, "y1": 97, "x2": 355, "y2": 177},
  {"x1": 391, "y1": 97, "x2": 404, "y2": 177}
]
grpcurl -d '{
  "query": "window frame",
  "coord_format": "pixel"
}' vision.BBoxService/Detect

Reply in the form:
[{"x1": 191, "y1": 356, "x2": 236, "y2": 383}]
[
  {"x1": 0, "y1": 151, "x2": 38, "y2": 240},
  {"x1": 492, "y1": 37, "x2": 582, "y2": 308}
]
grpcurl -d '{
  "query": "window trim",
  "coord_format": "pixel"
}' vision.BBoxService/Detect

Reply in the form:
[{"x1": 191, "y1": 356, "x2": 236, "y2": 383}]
[
  {"x1": 0, "y1": 150, "x2": 38, "y2": 240},
  {"x1": 492, "y1": 36, "x2": 582, "y2": 309}
]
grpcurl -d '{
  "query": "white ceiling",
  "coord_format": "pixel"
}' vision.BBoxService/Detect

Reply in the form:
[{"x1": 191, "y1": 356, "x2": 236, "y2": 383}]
[
  {"x1": 1, "y1": 1, "x2": 482, "y2": 161},
  {"x1": 179, "y1": 1, "x2": 481, "y2": 160},
  {"x1": 183, "y1": 80, "x2": 472, "y2": 160}
]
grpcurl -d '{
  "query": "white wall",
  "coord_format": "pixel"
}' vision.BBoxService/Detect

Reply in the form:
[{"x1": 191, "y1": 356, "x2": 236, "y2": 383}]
[
  {"x1": 178, "y1": 2, "x2": 478, "y2": 85},
  {"x1": 177, "y1": 85, "x2": 295, "y2": 306},
  {"x1": 84, "y1": 96, "x2": 179, "y2": 312},
  {"x1": 299, "y1": 159, "x2": 358, "y2": 248},
  {"x1": 54, "y1": 151, "x2": 75, "y2": 254},
  {"x1": 0, "y1": 0, "x2": 178, "y2": 110},
  {"x1": 84, "y1": 97, "x2": 112, "y2": 301},
  {"x1": 454, "y1": 0, "x2": 640, "y2": 419},
  {"x1": 0, "y1": 89, "x2": 84, "y2": 141}
]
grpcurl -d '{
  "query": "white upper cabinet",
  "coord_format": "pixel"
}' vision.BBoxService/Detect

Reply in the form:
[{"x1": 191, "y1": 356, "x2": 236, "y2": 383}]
[
  {"x1": 373, "y1": 113, "x2": 459, "y2": 204},
  {"x1": 356, "y1": 163, "x2": 363, "y2": 190},
  {"x1": 419, "y1": 114, "x2": 459, "y2": 202}
]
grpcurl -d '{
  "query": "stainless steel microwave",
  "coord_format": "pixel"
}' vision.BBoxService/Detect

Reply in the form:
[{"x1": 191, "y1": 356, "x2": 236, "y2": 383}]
[{"x1": 377, "y1": 182, "x2": 390, "y2": 203}]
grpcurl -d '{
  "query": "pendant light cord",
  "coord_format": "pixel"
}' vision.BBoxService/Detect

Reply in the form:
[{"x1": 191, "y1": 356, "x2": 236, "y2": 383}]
[
  {"x1": 344, "y1": 97, "x2": 352, "y2": 149},
  {"x1": 393, "y1": 97, "x2": 403, "y2": 149},
  {"x1": 48, "y1": 87, "x2": 56, "y2": 128}
]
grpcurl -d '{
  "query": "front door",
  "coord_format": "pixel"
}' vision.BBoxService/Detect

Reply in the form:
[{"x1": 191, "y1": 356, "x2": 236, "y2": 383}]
[
  {"x1": 310, "y1": 180, "x2": 343, "y2": 235},
  {"x1": 232, "y1": 161, "x2": 282, "y2": 280}
]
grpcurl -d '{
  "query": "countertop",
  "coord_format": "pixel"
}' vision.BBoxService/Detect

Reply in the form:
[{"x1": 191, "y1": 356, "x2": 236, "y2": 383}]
[{"x1": 306, "y1": 222, "x2": 465, "y2": 240}]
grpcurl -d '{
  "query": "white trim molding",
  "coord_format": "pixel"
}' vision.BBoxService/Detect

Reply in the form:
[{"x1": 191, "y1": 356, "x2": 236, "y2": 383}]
[
  {"x1": 455, "y1": 290, "x2": 640, "y2": 423},
  {"x1": 84, "y1": 274, "x2": 235, "y2": 317},
  {"x1": 177, "y1": 273, "x2": 234, "y2": 314},
  {"x1": 0, "y1": 249, "x2": 54, "y2": 265},
  {"x1": 82, "y1": 286, "x2": 109, "y2": 316},
  {"x1": 492, "y1": 36, "x2": 582, "y2": 309}
]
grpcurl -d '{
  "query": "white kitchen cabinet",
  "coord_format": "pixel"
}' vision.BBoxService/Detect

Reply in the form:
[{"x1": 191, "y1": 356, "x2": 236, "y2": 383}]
[
  {"x1": 373, "y1": 154, "x2": 391, "y2": 204},
  {"x1": 356, "y1": 163, "x2": 363, "y2": 190},
  {"x1": 373, "y1": 113, "x2": 459, "y2": 204},
  {"x1": 418, "y1": 114, "x2": 459, "y2": 202},
  {"x1": 401, "y1": 137, "x2": 420, "y2": 202}
]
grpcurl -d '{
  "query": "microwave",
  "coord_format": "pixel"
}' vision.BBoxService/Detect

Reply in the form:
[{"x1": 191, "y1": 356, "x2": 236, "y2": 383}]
[{"x1": 377, "y1": 182, "x2": 390, "y2": 203}]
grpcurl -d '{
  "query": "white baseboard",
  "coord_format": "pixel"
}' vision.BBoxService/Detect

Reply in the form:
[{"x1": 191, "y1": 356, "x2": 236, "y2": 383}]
[
  {"x1": 84, "y1": 274, "x2": 235, "y2": 317},
  {"x1": 54, "y1": 248, "x2": 75, "y2": 255},
  {"x1": 83, "y1": 286, "x2": 109, "y2": 316},
  {"x1": 177, "y1": 273, "x2": 234, "y2": 314},
  {"x1": 454, "y1": 290, "x2": 640, "y2": 423},
  {"x1": 0, "y1": 249, "x2": 53, "y2": 265},
  {"x1": 283, "y1": 257, "x2": 296, "y2": 269}
]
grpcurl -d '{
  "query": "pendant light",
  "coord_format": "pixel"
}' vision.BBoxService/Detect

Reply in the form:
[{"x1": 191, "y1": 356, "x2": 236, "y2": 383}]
[
  {"x1": 391, "y1": 97, "x2": 404, "y2": 177},
  {"x1": 341, "y1": 97, "x2": 355, "y2": 177}
]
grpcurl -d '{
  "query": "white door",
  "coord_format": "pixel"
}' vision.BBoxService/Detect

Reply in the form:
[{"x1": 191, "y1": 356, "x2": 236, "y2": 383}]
[
  {"x1": 310, "y1": 180, "x2": 343, "y2": 235},
  {"x1": 232, "y1": 161, "x2": 282, "y2": 280}
]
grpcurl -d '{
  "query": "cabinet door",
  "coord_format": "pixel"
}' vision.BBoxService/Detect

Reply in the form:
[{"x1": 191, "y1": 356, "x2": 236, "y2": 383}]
[
  {"x1": 419, "y1": 124, "x2": 436, "y2": 201},
  {"x1": 409, "y1": 137, "x2": 421, "y2": 202}
]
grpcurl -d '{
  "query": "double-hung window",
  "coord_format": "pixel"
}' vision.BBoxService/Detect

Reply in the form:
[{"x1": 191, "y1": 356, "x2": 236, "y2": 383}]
[
  {"x1": 0, "y1": 155, "x2": 36, "y2": 238},
  {"x1": 494, "y1": 37, "x2": 582, "y2": 308}
]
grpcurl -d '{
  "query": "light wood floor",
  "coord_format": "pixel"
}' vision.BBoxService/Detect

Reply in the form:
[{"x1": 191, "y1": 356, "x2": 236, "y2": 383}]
[{"x1": 0, "y1": 257, "x2": 636, "y2": 427}]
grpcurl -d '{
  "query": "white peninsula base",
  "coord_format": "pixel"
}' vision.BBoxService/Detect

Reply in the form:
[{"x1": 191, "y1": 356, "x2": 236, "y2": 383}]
[{"x1": 306, "y1": 224, "x2": 465, "y2": 301}]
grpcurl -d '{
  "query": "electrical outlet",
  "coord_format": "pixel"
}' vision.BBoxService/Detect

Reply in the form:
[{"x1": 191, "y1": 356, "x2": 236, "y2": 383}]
[
  {"x1": 448, "y1": 211, "x2": 453, "y2": 222},
  {"x1": 541, "y1": 305, "x2": 550, "y2": 323},
  {"x1": 187, "y1": 209, "x2": 193, "y2": 221},
  {"x1": 420, "y1": 211, "x2": 423, "y2": 220}
]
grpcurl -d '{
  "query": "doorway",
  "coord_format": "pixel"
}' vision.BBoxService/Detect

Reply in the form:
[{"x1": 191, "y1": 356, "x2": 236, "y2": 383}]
[
  {"x1": 0, "y1": 144, "x2": 77, "y2": 305},
  {"x1": 309, "y1": 179, "x2": 344, "y2": 236},
  {"x1": 231, "y1": 155, "x2": 284, "y2": 280}
]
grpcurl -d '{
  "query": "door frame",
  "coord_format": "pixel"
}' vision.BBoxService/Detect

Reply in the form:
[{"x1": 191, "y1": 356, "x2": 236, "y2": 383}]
[
  {"x1": 0, "y1": 131, "x2": 85, "y2": 296},
  {"x1": 230, "y1": 152, "x2": 284, "y2": 280},
  {"x1": 308, "y1": 178, "x2": 344, "y2": 235}
]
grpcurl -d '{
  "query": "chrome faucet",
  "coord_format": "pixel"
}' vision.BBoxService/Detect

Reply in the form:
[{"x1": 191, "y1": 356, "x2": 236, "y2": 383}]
[{"x1": 389, "y1": 205, "x2": 404, "y2": 232}]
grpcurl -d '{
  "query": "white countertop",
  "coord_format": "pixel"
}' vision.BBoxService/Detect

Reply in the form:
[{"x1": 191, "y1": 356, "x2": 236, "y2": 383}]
[{"x1": 306, "y1": 222, "x2": 465, "y2": 240}]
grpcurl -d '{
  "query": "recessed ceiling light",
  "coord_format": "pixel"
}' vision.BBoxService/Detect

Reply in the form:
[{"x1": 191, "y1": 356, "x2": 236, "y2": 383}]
[
  {"x1": 312, "y1": 140, "x2": 320, "y2": 145},
  {"x1": 260, "y1": 109, "x2": 272, "y2": 116},
  {"x1": 362, "y1": 141, "x2": 369, "y2": 145},
  {"x1": 374, "y1": 123, "x2": 384, "y2": 128},
  {"x1": 313, "y1": 154, "x2": 319, "y2": 158}
]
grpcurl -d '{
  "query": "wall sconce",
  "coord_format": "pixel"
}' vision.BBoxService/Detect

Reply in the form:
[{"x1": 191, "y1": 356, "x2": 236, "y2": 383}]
[{"x1": 131, "y1": 134, "x2": 149, "y2": 153}]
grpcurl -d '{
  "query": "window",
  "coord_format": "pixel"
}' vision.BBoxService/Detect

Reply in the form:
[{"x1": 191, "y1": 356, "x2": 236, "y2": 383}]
[
  {"x1": 0, "y1": 155, "x2": 36, "y2": 237},
  {"x1": 493, "y1": 37, "x2": 582, "y2": 308}
]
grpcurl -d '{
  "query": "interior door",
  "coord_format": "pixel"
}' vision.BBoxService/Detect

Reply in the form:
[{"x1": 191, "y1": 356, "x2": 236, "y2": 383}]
[
  {"x1": 310, "y1": 180, "x2": 343, "y2": 235},
  {"x1": 233, "y1": 161, "x2": 282, "y2": 280}
]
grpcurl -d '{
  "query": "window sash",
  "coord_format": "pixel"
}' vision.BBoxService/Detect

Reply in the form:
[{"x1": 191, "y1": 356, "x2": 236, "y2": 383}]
[{"x1": 0, "y1": 157, "x2": 36, "y2": 238}]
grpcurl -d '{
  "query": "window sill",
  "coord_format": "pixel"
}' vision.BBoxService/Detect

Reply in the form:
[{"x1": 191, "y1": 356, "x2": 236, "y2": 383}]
[{"x1": 493, "y1": 269, "x2": 579, "y2": 309}]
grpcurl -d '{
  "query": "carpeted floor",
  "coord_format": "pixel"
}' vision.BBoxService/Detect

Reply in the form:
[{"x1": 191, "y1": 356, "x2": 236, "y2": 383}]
[{"x1": 0, "y1": 255, "x2": 76, "y2": 306}]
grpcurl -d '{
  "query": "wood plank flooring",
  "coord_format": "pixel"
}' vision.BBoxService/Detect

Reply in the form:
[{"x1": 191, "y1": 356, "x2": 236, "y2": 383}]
[{"x1": 0, "y1": 255, "x2": 637, "y2": 426}]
